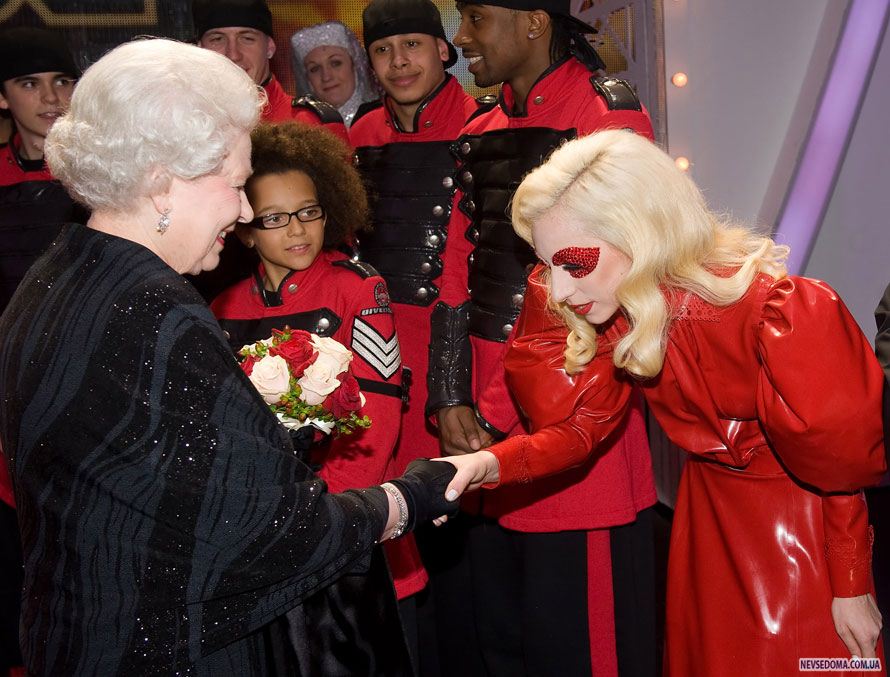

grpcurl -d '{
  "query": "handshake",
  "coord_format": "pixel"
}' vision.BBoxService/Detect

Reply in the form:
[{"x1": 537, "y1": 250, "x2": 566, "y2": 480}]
[{"x1": 379, "y1": 452, "x2": 502, "y2": 539}]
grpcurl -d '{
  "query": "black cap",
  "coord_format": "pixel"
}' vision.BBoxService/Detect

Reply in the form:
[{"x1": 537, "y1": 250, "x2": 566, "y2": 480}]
[
  {"x1": 192, "y1": 0, "x2": 274, "y2": 40},
  {"x1": 460, "y1": 0, "x2": 597, "y2": 34},
  {"x1": 362, "y1": 0, "x2": 458, "y2": 68},
  {"x1": 0, "y1": 27, "x2": 80, "y2": 84}
]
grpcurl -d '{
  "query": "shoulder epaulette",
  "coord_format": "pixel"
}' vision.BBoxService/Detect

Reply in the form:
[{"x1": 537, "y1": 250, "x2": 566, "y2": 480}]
[
  {"x1": 352, "y1": 100, "x2": 383, "y2": 126},
  {"x1": 466, "y1": 94, "x2": 499, "y2": 124},
  {"x1": 590, "y1": 76, "x2": 642, "y2": 112},
  {"x1": 291, "y1": 95, "x2": 344, "y2": 124},
  {"x1": 332, "y1": 258, "x2": 379, "y2": 279}
]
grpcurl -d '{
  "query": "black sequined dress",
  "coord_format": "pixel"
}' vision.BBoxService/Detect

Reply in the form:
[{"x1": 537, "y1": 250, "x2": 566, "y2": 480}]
[{"x1": 0, "y1": 223, "x2": 410, "y2": 675}]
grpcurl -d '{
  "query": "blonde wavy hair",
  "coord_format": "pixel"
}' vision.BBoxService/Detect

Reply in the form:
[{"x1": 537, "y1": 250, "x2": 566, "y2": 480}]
[{"x1": 511, "y1": 130, "x2": 789, "y2": 379}]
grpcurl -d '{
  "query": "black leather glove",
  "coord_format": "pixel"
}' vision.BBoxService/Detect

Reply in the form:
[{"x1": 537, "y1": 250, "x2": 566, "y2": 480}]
[{"x1": 387, "y1": 459, "x2": 459, "y2": 532}]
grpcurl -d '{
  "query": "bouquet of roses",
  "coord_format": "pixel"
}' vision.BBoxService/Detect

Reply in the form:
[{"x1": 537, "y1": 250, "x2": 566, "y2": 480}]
[{"x1": 239, "y1": 327, "x2": 371, "y2": 436}]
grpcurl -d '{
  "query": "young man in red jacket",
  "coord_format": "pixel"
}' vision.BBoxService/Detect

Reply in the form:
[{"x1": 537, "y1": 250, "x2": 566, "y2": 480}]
[
  {"x1": 349, "y1": 1, "x2": 483, "y2": 672},
  {"x1": 427, "y1": 1, "x2": 658, "y2": 674}
]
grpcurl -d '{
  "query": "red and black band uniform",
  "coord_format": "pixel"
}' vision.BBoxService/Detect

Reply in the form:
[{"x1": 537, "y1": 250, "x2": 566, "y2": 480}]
[
  {"x1": 211, "y1": 250, "x2": 404, "y2": 499},
  {"x1": 0, "y1": 134, "x2": 87, "y2": 315},
  {"x1": 430, "y1": 55, "x2": 658, "y2": 676},
  {"x1": 349, "y1": 74, "x2": 479, "y2": 624}
]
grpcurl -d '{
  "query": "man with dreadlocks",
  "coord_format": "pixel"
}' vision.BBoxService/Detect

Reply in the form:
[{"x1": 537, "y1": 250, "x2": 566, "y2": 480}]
[{"x1": 426, "y1": 2, "x2": 658, "y2": 674}]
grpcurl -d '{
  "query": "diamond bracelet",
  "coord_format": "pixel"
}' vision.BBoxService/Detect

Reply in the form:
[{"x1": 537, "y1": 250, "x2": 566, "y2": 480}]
[{"x1": 380, "y1": 482, "x2": 409, "y2": 540}]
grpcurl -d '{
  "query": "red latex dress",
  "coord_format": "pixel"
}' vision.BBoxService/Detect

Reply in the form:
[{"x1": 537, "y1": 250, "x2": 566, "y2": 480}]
[{"x1": 491, "y1": 268, "x2": 887, "y2": 676}]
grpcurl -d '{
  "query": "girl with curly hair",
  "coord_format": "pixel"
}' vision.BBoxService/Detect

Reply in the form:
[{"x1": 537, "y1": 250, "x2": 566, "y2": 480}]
[{"x1": 443, "y1": 129, "x2": 887, "y2": 675}]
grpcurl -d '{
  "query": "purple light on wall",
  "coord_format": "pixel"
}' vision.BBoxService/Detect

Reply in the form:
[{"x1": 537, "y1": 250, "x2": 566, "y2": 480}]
[{"x1": 774, "y1": 0, "x2": 890, "y2": 274}]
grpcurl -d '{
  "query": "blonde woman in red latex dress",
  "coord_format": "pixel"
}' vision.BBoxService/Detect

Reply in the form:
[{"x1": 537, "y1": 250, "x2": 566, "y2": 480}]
[{"x1": 442, "y1": 129, "x2": 887, "y2": 676}]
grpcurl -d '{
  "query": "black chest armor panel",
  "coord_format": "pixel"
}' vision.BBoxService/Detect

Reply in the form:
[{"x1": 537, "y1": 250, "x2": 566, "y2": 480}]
[
  {"x1": 453, "y1": 126, "x2": 576, "y2": 342},
  {"x1": 218, "y1": 307, "x2": 342, "y2": 355},
  {"x1": 354, "y1": 141, "x2": 457, "y2": 306},
  {"x1": 0, "y1": 180, "x2": 86, "y2": 313}
]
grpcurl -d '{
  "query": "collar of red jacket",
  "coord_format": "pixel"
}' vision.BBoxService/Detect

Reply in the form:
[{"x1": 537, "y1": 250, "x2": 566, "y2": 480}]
[
  {"x1": 499, "y1": 55, "x2": 592, "y2": 119},
  {"x1": 383, "y1": 73, "x2": 465, "y2": 135},
  {"x1": 0, "y1": 134, "x2": 53, "y2": 186}
]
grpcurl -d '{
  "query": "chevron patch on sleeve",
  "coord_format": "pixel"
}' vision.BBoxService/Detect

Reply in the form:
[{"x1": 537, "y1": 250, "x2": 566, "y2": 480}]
[{"x1": 351, "y1": 317, "x2": 401, "y2": 380}]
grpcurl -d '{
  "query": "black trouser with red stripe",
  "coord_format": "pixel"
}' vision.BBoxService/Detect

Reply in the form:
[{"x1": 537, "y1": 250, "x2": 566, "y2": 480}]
[{"x1": 468, "y1": 509, "x2": 656, "y2": 677}]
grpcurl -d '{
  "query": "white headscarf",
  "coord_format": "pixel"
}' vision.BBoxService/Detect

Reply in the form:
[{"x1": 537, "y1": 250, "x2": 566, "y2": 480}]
[{"x1": 290, "y1": 21, "x2": 378, "y2": 127}]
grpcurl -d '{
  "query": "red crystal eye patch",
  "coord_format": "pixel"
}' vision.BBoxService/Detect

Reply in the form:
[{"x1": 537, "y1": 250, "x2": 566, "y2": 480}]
[{"x1": 551, "y1": 247, "x2": 600, "y2": 278}]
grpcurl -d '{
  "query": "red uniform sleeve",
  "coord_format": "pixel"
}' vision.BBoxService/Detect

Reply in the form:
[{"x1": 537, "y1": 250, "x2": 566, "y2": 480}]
[
  {"x1": 474, "y1": 340, "x2": 521, "y2": 435},
  {"x1": 318, "y1": 276, "x2": 402, "y2": 493},
  {"x1": 489, "y1": 270, "x2": 633, "y2": 485},
  {"x1": 755, "y1": 275, "x2": 887, "y2": 595}
]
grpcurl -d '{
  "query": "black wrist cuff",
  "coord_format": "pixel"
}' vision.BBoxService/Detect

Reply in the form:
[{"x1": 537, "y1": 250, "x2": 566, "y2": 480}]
[{"x1": 426, "y1": 301, "x2": 473, "y2": 417}]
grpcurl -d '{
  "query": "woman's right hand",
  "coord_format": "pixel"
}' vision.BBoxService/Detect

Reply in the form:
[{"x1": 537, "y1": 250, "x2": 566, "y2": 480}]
[
  {"x1": 436, "y1": 450, "x2": 501, "y2": 502},
  {"x1": 831, "y1": 593, "x2": 883, "y2": 658}
]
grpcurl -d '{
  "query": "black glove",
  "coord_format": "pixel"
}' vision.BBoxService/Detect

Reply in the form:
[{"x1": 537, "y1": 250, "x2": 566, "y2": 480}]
[
  {"x1": 387, "y1": 459, "x2": 459, "y2": 532},
  {"x1": 289, "y1": 426, "x2": 319, "y2": 469}
]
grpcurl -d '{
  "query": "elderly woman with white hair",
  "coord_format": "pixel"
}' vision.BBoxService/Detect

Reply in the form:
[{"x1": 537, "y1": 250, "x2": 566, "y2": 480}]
[
  {"x1": 291, "y1": 21, "x2": 378, "y2": 126},
  {"x1": 0, "y1": 38, "x2": 456, "y2": 675}
]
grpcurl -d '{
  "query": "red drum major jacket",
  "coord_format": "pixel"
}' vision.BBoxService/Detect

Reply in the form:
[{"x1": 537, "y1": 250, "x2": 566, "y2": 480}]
[{"x1": 211, "y1": 250, "x2": 404, "y2": 496}]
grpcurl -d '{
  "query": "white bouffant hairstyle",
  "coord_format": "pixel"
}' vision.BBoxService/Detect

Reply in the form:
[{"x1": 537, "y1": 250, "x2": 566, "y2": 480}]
[
  {"x1": 45, "y1": 38, "x2": 265, "y2": 212},
  {"x1": 512, "y1": 129, "x2": 789, "y2": 379}
]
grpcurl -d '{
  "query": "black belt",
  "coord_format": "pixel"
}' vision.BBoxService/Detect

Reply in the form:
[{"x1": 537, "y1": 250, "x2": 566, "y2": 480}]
[{"x1": 357, "y1": 366, "x2": 411, "y2": 404}]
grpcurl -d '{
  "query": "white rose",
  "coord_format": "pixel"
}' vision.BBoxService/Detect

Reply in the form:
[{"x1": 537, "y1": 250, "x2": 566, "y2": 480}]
[
  {"x1": 297, "y1": 360, "x2": 341, "y2": 405},
  {"x1": 248, "y1": 355, "x2": 291, "y2": 404},
  {"x1": 310, "y1": 335, "x2": 352, "y2": 375}
]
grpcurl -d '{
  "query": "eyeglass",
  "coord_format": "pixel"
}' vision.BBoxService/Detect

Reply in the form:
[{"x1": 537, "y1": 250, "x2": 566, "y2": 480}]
[{"x1": 248, "y1": 205, "x2": 326, "y2": 230}]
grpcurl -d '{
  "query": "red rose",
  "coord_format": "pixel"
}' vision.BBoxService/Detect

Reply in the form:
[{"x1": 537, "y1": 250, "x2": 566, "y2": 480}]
[
  {"x1": 240, "y1": 354, "x2": 258, "y2": 376},
  {"x1": 331, "y1": 371, "x2": 363, "y2": 417},
  {"x1": 270, "y1": 334, "x2": 317, "y2": 376}
]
